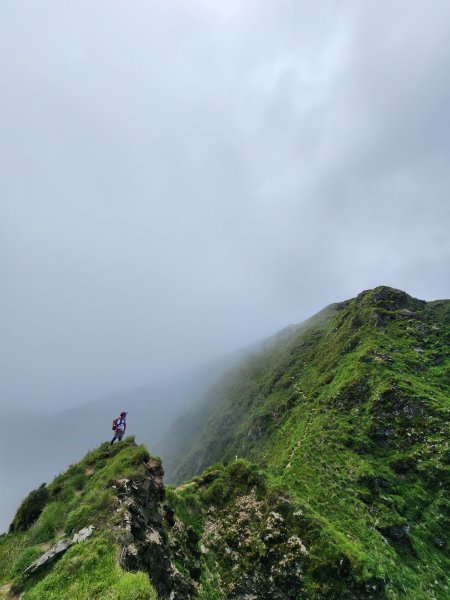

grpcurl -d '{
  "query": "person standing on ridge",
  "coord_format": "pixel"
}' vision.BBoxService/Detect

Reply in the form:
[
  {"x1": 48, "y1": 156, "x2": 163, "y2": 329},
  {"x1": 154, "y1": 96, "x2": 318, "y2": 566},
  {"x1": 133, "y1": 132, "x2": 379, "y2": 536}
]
[{"x1": 110, "y1": 411, "x2": 127, "y2": 446}]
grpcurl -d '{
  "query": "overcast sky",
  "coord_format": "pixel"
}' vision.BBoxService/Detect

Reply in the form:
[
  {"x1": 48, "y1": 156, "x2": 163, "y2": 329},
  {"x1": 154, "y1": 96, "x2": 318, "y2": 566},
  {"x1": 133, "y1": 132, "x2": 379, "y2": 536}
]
[{"x1": 1, "y1": 0, "x2": 450, "y2": 411}]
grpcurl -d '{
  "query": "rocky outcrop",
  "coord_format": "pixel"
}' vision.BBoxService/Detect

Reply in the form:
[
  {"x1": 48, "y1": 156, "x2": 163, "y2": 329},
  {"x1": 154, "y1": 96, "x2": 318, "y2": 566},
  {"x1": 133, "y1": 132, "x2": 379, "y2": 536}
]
[
  {"x1": 201, "y1": 489, "x2": 308, "y2": 600},
  {"x1": 110, "y1": 458, "x2": 313, "y2": 600},
  {"x1": 113, "y1": 458, "x2": 197, "y2": 600}
]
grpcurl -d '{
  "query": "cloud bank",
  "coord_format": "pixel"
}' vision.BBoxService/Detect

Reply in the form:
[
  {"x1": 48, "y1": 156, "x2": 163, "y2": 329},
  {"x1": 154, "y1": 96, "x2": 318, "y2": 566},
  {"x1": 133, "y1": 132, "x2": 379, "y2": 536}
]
[{"x1": 1, "y1": 0, "x2": 450, "y2": 409}]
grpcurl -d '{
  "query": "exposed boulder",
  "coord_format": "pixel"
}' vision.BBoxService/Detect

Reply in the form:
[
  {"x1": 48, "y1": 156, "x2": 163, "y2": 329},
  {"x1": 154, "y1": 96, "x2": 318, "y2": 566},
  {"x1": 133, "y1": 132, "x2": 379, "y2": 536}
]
[{"x1": 24, "y1": 526, "x2": 94, "y2": 575}]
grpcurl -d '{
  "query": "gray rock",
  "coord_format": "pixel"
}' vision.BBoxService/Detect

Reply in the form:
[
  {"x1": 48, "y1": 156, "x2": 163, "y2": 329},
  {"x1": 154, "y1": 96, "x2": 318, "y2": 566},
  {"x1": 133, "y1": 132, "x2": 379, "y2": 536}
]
[
  {"x1": 24, "y1": 540, "x2": 71, "y2": 575},
  {"x1": 72, "y1": 525, "x2": 95, "y2": 544},
  {"x1": 24, "y1": 525, "x2": 94, "y2": 575}
]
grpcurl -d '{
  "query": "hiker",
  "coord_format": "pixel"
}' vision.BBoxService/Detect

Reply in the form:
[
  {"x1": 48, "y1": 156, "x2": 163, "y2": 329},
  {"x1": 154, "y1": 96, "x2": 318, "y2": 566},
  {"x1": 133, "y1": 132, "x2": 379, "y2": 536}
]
[{"x1": 110, "y1": 411, "x2": 127, "y2": 446}]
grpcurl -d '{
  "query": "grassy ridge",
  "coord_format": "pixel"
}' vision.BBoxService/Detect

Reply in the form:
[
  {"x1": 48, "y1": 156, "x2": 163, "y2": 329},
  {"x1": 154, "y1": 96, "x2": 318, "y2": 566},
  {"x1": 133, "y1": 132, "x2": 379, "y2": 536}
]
[
  {"x1": 0, "y1": 438, "x2": 157, "y2": 599},
  {"x1": 162, "y1": 287, "x2": 450, "y2": 598}
]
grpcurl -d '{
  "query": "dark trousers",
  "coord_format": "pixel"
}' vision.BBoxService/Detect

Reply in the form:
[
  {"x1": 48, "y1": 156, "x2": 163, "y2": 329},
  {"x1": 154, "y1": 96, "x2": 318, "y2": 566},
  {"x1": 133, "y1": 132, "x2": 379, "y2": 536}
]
[{"x1": 110, "y1": 429, "x2": 125, "y2": 445}]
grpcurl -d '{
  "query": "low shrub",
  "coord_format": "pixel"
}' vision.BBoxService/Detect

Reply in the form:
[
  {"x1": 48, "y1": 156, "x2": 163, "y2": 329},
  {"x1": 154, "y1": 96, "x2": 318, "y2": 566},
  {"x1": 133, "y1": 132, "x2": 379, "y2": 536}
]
[{"x1": 10, "y1": 484, "x2": 49, "y2": 532}]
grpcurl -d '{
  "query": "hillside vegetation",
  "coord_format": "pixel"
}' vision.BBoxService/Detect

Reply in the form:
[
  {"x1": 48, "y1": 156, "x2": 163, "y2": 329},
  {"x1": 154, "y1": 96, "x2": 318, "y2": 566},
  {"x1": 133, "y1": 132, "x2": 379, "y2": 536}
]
[
  {"x1": 1, "y1": 287, "x2": 448, "y2": 599},
  {"x1": 161, "y1": 286, "x2": 450, "y2": 598},
  {"x1": 0, "y1": 438, "x2": 158, "y2": 599}
]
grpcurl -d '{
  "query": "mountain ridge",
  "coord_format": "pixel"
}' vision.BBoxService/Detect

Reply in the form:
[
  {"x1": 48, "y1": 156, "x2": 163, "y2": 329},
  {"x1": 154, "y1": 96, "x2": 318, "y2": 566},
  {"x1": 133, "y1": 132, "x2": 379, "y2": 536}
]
[
  {"x1": 1, "y1": 286, "x2": 448, "y2": 599},
  {"x1": 160, "y1": 286, "x2": 449, "y2": 482},
  {"x1": 156, "y1": 285, "x2": 450, "y2": 598}
]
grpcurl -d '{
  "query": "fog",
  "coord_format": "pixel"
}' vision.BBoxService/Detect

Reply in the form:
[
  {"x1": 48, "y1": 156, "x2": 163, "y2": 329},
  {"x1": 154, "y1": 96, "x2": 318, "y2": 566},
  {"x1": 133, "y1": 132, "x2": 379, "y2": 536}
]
[
  {"x1": 1, "y1": 1, "x2": 450, "y2": 529},
  {"x1": 0, "y1": 358, "x2": 238, "y2": 532}
]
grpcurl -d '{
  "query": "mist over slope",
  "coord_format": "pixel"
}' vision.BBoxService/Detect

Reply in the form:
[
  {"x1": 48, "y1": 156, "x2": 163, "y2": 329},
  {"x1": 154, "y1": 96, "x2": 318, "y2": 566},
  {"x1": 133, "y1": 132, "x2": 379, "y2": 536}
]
[
  {"x1": 0, "y1": 355, "x2": 240, "y2": 534},
  {"x1": 155, "y1": 304, "x2": 341, "y2": 483},
  {"x1": 161, "y1": 287, "x2": 449, "y2": 481},
  {"x1": 0, "y1": 317, "x2": 302, "y2": 534}
]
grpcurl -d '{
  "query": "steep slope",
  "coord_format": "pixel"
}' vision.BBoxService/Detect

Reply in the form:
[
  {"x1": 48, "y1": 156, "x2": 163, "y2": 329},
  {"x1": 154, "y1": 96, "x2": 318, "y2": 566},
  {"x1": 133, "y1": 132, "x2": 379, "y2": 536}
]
[
  {"x1": 161, "y1": 286, "x2": 450, "y2": 598},
  {"x1": 157, "y1": 301, "x2": 340, "y2": 480}
]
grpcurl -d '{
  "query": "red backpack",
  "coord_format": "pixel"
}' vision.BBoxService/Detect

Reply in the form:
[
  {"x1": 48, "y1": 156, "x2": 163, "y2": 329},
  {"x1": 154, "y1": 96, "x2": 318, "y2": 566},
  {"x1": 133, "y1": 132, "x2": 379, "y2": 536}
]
[{"x1": 112, "y1": 417, "x2": 119, "y2": 431}]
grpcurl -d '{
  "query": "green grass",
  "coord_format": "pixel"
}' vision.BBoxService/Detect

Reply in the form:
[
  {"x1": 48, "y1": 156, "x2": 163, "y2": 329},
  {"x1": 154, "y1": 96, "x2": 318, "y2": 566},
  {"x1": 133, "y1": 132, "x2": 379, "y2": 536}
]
[
  {"x1": 23, "y1": 534, "x2": 156, "y2": 600},
  {"x1": 162, "y1": 286, "x2": 450, "y2": 598}
]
